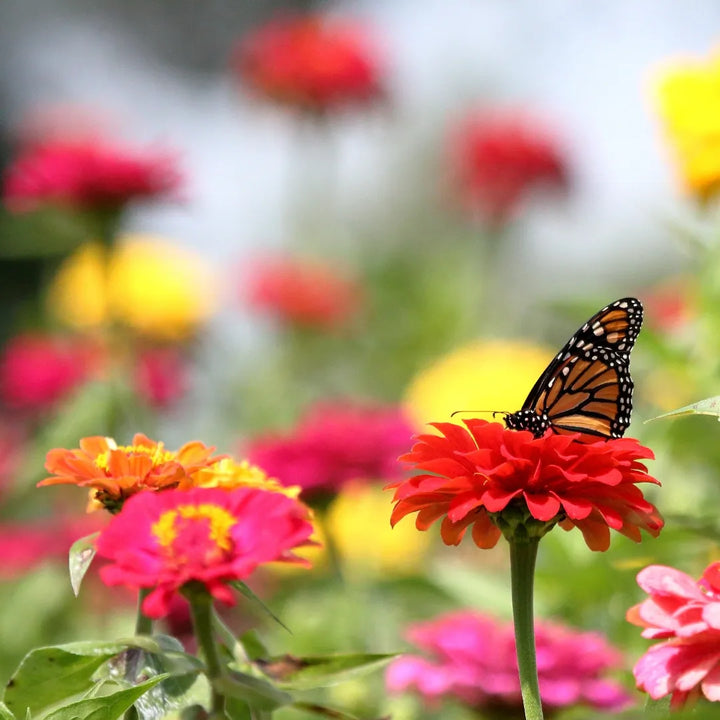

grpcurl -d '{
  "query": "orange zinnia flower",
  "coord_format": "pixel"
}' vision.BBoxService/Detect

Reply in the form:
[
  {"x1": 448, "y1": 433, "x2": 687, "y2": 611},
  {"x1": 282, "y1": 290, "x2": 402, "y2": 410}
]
[{"x1": 39, "y1": 433, "x2": 222, "y2": 513}]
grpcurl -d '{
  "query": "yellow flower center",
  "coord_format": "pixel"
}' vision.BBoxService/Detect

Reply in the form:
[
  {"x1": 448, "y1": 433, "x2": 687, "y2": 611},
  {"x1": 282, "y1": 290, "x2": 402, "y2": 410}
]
[
  {"x1": 95, "y1": 442, "x2": 176, "y2": 472},
  {"x1": 152, "y1": 503, "x2": 237, "y2": 552}
]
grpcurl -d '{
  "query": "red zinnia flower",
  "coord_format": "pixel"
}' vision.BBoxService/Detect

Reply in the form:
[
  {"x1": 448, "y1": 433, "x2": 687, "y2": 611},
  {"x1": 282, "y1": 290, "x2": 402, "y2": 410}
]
[
  {"x1": 447, "y1": 110, "x2": 567, "y2": 224},
  {"x1": 0, "y1": 334, "x2": 99, "y2": 411},
  {"x1": 245, "y1": 402, "x2": 413, "y2": 501},
  {"x1": 628, "y1": 563, "x2": 720, "y2": 708},
  {"x1": 233, "y1": 15, "x2": 384, "y2": 114},
  {"x1": 387, "y1": 610, "x2": 633, "y2": 713},
  {"x1": 3, "y1": 140, "x2": 181, "y2": 212},
  {"x1": 243, "y1": 255, "x2": 361, "y2": 330},
  {"x1": 390, "y1": 419, "x2": 662, "y2": 551},
  {"x1": 134, "y1": 346, "x2": 189, "y2": 409},
  {"x1": 95, "y1": 486, "x2": 316, "y2": 618}
]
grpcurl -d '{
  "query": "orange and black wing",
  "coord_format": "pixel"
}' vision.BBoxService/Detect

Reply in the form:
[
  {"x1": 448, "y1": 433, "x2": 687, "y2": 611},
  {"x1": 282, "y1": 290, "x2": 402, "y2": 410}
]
[{"x1": 505, "y1": 297, "x2": 643, "y2": 439}]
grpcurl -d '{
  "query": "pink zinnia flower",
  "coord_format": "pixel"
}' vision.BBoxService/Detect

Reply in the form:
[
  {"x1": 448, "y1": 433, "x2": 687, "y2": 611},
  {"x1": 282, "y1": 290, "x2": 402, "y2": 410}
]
[
  {"x1": 233, "y1": 15, "x2": 384, "y2": 114},
  {"x1": 243, "y1": 255, "x2": 361, "y2": 330},
  {"x1": 134, "y1": 347, "x2": 189, "y2": 409},
  {"x1": 628, "y1": 563, "x2": 720, "y2": 708},
  {"x1": 389, "y1": 419, "x2": 663, "y2": 551},
  {"x1": 95, "y1": 486, "x2": 316, "y2": 618},
  {"x1": 387, "y1": 611, "x2": 633, "y2": 713},
  {"x1": 0, "y1": 334, "x2": 99, "y2": 411},
  {"x1": 3, "y1": 140, "x2": 181, "y2": 212},
  {"x1": 245, "y1": 402, "x2": 413, "y2": 501},
  {"x1": 447, "y1": 110, "x2": 567, "y2": 224}
]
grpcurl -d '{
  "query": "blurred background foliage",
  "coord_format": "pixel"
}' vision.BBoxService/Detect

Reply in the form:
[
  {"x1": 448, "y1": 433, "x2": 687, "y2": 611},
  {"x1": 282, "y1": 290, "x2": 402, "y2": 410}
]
[{"x1": 1, "y1": 1, "x2": 720, "y2": 718}]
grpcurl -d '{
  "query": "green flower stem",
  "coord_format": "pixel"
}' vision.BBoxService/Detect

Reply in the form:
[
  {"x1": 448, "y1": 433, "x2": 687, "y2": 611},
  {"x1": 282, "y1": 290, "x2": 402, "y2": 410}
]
[
  {"x1": 509, "y1": 537, "x2": 544, "y2": 720},
  {"x1": 190, "y1": 591, "x2": 225, "y2": 719},
  {"x1": 134, "y1": 588, "x2": 153, "y2": 635}
]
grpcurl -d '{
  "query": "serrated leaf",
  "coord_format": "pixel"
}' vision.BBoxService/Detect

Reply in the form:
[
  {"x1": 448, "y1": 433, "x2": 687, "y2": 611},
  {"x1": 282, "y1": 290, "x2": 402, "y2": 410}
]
[
  {"x1": 214, "y1": 671, "x2": 292, "y2": 711},
  {"x1": 3, "y1": 647, "x2": 114, "y2": 715},
  {"x1": 68, "y1": 532, "x2": 99, "y2": 596},
  {"x1": 259, "y1": 653, "x2": 396, "y2": 691},
  {"x1": 230, "y1": 582, "x2": 290, "y2": 633},
  {"x1": 43, "y1": 674, "x2": 167, "y2": 720},
  {"x1": 646, "y1": 396, "x2": 720, "y2": 422}
]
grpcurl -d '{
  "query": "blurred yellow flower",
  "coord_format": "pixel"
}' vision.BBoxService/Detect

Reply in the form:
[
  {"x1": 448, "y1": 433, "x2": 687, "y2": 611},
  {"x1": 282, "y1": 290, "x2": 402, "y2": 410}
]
[
  {"x1": 403, "y1": 339, "x2": 552, "y2": 429},
  {"x1": 655, "y1": 48, "x2": 720, "y2": 199},
  {"x1": 191, "y1": 457, "x2": 301, "y2": 498},
  {"x1": 47, "y1": 236, "x2": 217, "y2": 340},
  {"x1": 326, "y1": 482, "x2": 432, "y2": 577}
]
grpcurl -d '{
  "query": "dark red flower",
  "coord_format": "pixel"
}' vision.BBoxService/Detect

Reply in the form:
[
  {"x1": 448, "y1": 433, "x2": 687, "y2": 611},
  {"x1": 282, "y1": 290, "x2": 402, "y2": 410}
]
[
  {"x1": 3, "y1": 140, "x2": 181, "y2": 212},
  {"x1": 628, "y1": 563, "x2": 720, "y2": 708},
  {"x1": 134, "y1": 346, "x2": 189, "y2": 408},
  {"x1": 447, "y1": 110, "x2": 567, "y2": 224},
  {"x1": 233, "y1": 15, "x2": 384, "y2": 114},
  {"x1": 243, "y1": 255, "x2": 361, "y2": 330},
  {"x1": 387, "y1": 610, "x2": 633, "y2": 713},
  {"x1": 0, "y1": 334, "x2": 99, "y2": 411},
  {"x1": 389, "y1": 419, "x2": 662, "y2": 551},
  {"x1": 246, "y1": 402, "x2": 413, "y2": 501}
]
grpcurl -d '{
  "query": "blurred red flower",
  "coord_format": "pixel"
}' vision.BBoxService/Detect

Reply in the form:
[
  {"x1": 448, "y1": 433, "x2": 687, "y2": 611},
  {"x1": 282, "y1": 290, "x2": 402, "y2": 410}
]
[
  {"x1": 389, "y1": 419, "x2": 663, "y2": 551},
  {"x1": 447, "y1": 110, "x2": 567, "y2": 224},
  {"x1": 243, "y1": 255, "x2": 361, "y2": 330},
  {"x1": 134, "y1": 346, "x2": 189, "y2": 409},
  {"x1": 643, "y1": 279, "x2": 695, "y2": 334},
  {"x1": 0, "y1": 334, "x2": 98, "y2": 411},
  {"x1": 233, "y1": 15, "x2": 384, "y2": 114},
  {"x1": 3, "y1": 140, "x2": 181, "y2": 212},
  {"x1": 628, "y1": 563, "x2": 720, "y2": 708},
  {"x1": 246, "y1": 402, "x2": 413, "y2": 502},
  {"x1": 387, "y1": 610, "x2": 633, "y2": 713},
  {"x1": 96, "y1": 486, "x2": 316, "y2": 618}
]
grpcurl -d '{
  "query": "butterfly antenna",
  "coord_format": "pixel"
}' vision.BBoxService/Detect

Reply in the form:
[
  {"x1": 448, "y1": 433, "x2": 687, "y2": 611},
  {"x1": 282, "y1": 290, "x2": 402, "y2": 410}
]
[{"x1": 450, "y1": 409, "x2": 509, "y2": 418}]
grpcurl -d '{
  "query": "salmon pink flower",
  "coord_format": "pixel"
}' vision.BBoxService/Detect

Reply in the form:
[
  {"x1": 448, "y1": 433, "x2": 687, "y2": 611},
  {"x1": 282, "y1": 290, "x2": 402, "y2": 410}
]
[
  {"x1": 3, "y1": 140, "x2": 181, "y2": 212},
  {"x1": 0, "y1": 334, "x2": 99, "y2": 411},
  {"x1": 39, "y1": 433, "x2": 223, "y2": 513},
  {"x1": 234, "y1": 15, "x2": 383, "y2": 114},
  {"x1": 243, "y1": 255, "x2": 361, "y2": 330},
  {"x1": 447, "y1": 110, "x2": 567, "y2": 224},
  {"x1": 387, "y1": 611, "x2": 633, "y2": 713},
  {"x1": 389, "y1": 419, "x2": 662, "y2": 551},
  {"x1": 246, "y1": 402, "x2": 413, "y2": 503},
  {"x1": 95, "y1": 486, "x2": 316, "y2": 618},
  {"x1": 628, "y1": 563, "x2": 720, "y2": 708}
]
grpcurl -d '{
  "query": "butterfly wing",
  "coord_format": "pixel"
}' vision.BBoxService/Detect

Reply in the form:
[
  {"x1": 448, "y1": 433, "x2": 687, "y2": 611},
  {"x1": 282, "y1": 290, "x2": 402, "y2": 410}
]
[{"x1": 505, "y1": 297, "x2": 643, "y2": 439}]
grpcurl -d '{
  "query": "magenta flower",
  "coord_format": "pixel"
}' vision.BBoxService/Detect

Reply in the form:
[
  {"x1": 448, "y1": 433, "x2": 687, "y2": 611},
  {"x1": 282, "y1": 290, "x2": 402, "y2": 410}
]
[
  {"x1": 387, "y1": 611, "x2": 633, "y2": 714},
  {"x1": 3, "y1": 140, "x2": 181, "y2": 212},
  {"x1": 245, "y1": 402, "x2": 414, "y2": 502},
  {"x1": 95, "y1": 486, "x2": 315, "y2": 618},
  {"x1": 628, "y1": 563, "x2": 720, "y2": 708}
]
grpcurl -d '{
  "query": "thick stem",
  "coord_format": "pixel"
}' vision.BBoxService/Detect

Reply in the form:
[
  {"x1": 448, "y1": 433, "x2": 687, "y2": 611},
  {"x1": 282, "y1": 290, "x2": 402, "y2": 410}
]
[
  {"x1": 509, "y1": 537, "x2": 544, "y2": 720},
  {"x1": 190, "y1": 592, "x2": 225, "y2": 719},
  {"x1": 134, "y1": 588, "x2": 153, "y2": 635}
]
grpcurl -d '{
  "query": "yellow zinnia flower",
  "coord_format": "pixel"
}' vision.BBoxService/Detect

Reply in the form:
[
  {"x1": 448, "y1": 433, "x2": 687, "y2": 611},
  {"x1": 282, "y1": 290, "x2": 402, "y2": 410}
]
[
  {"x1": 47, "y1": 235, "x2": 217, "y2": 340},
  {"x1": 403, "y1": 339, "x2": 553, "y2": 429},
  {"x1": 655, "y1": 47, "x2": 720, "y2": 200},
  {"x1": 191, "y1": 457, "x2": 301, "y2": 498}
]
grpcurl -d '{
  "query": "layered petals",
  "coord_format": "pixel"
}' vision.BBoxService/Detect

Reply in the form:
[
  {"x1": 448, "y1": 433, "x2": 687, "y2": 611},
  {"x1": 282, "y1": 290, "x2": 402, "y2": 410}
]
[{"x1": 389, "y1": 419, "x2": 662, "y2": 550}]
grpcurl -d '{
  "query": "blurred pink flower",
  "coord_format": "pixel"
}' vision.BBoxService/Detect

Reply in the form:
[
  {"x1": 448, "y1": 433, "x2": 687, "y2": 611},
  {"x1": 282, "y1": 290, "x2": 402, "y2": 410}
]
[
  {"x1": 245, "y1": 402, "x2": 413, "y2": 502},
  {"x1": 243, "y1": 255, "x2": 361, "y2": 330},
  {"x1": 233, "y1": 14, "x2": 384, "y2": 114},
  {"x1": 628, "y1": 563, "x2": 720, "y2": 708},
  {"x1": 134, "y1": 346, "x2": 189, "y2": 408},
  {"x1": 0, "y1": 334, "x2": 99, "y2": 411},
  {"x1": 643, "y1": 279, "x2": 696, "y2": 334},
  {"x1": 447, "y1": 110, "x2": 567, "y2": 224},
  {"x1": 387, "y1": 611, "x2": 633, "y2": 714},
  {"x1": 3, "y1": 140, "x2": 181, "y2": 212}
]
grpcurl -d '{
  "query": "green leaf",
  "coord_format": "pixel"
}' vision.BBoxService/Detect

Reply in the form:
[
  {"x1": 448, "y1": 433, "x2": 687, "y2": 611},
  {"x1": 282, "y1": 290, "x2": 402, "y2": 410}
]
[
  {"x1": 646, "y1": 396, "x2": 720, "y2": 422},
  {"x1": 230, "y1": 581, "x2": 290, "y2": 633},
  {"x1": 292, "y1": 701, "x2": 390, "y2": 720},
  {"x1": 214, "y1": 671, "x2": 292, "y2": 711},
  {"x1": 3, "y1": 646, "x2": 115, "y2": 716},
  {"x1": 42, "y1": 675, "x2": 167, "y2": 720},
  {"x1": 257, "y1": 653, "x2": 396, "y2": 691},
  {"x1": 68, "y1": 533, "x2": 99, "y2": 596},
  {"x1": 0, "y1": 702, "x2": 15, "y2": 720}
]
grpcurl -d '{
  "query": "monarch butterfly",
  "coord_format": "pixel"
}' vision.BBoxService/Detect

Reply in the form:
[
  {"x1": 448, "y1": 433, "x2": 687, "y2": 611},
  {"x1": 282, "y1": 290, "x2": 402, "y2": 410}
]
[{"x1": 504, "y1": 297, "x2": 643, "y2": 440}]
